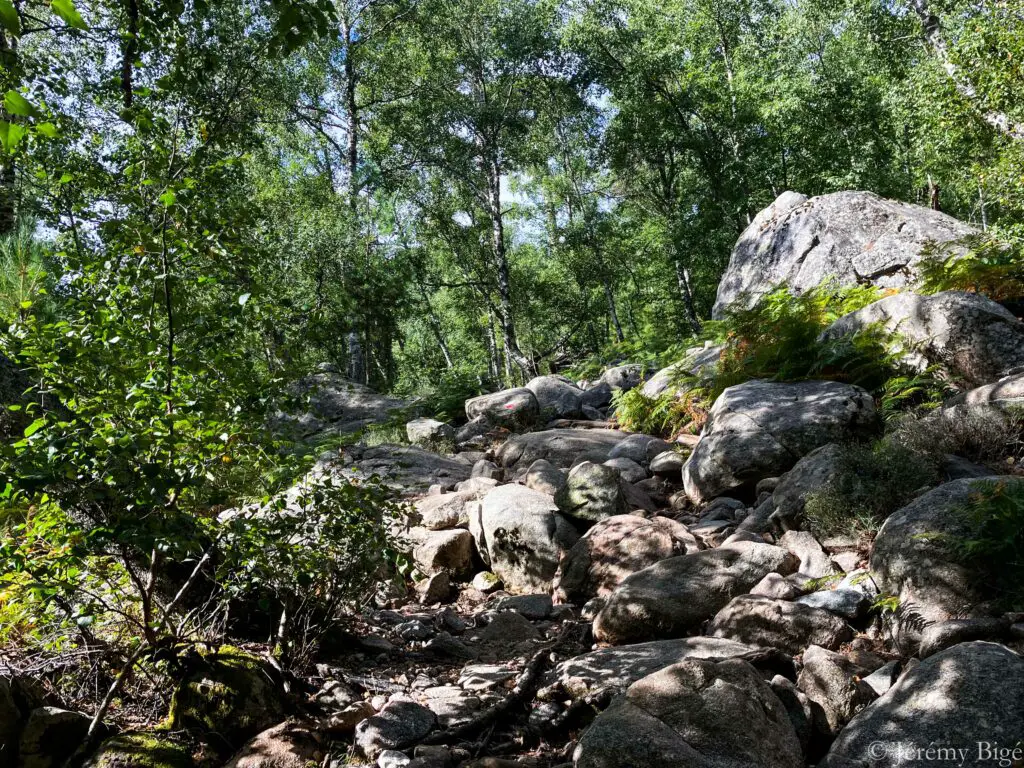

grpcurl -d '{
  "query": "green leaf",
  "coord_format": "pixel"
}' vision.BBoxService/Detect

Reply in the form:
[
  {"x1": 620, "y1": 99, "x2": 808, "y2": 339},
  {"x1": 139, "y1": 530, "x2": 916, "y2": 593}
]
[
  {"x1": 0, "y1": 0, "x2": 21, "y2": 36},
  {"x1": 51, "y1": 0, "x2": 87, "y2": 29},
  {"x1": 4, "y1": 91, "x2": 39, "y2": 118},
  {"x1": 36, "y1": 122, "x2": 58, "y2": 138},
  {"x1": 0, "y1": 121, "x2": 25, "y2": 152},
  {"x1": 23, "y1": 418, "x2": 45, "y2": 437},
  {"x1": 159, "y1": 190, "x2": 176, "y2": 207}
]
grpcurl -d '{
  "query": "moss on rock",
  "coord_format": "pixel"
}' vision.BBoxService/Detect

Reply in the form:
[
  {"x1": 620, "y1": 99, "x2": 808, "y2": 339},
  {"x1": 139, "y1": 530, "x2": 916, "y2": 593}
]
[
  {"x1": 165, "y1": 648, "x2": 286, "y2": 750},
  {"x1": 86, "y1": 732, "x2": 194, "y2": 768}
]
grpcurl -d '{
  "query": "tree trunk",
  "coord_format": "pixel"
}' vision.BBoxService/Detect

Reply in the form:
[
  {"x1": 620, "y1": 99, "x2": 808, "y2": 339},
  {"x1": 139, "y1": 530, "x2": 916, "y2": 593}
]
[
  {"x1": 674, "y1": 258, "x2": 702, "y2": 335},
  {"x1": 485, "y1": 152, "x2": 531, "y2": 376},
  {"x1": 910, "y1": 0, "x2": 1024, "y2": 141},
  {"x1": 347, "y1": 330, "x2": 366, "y2": 384},
  {"x1": 0, "y1": 32, "x2": 17, "y2": 235},
  {"x1": 604, "y1": 279, "x2": 624, "y2": 343}
]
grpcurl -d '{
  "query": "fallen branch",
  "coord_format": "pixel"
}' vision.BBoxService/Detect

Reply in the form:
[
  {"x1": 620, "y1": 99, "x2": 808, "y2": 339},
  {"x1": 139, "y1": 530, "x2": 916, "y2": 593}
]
[{"x1": 421, "y1": 622, "x2": 577, "y2": 746}]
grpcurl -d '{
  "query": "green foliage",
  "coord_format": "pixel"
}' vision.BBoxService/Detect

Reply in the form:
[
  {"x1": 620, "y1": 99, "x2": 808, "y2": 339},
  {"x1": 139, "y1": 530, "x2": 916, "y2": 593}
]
[
  {"x1": 611, "y1": 387, "x2": 697, "y2": 439},
  {"x1": 917, "y1": 234, "x2": 1024, "y2": 301},
  {"x1": 803, "y1": 441, "x2": 940, "y2": 537},
  {"x1": 953, "y1": 480, "x2": 1024, "y2": 610},
  {"x1": 696, "y1": 285, "x2": 892, "y2": 396},
  {"x1": 891, "y1": 406, "x2": 1024, "y2": 468}
]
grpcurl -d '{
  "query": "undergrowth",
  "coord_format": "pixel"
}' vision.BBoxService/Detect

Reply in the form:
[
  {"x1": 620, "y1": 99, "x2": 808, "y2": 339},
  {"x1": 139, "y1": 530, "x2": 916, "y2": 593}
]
[
  {"x1": 802, "y1": 441, "x2": 940, "y2": 537},
  {"x1": 917, "y1": 233, "x2": 1024, "y2": 301},
  {"x1": 953, "y1": 479, "x2": 1024, "y2": 610}
]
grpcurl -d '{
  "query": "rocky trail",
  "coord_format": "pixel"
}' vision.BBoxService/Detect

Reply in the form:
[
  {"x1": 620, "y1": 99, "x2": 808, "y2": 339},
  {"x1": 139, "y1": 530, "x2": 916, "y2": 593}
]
[{"x1": 6, "y1": 190, "x2": 1024, "y2": 768}]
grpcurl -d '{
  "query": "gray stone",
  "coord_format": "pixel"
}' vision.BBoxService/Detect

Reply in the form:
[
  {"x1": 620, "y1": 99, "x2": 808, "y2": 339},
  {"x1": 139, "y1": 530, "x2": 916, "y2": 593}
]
[
  {"x1": 492, "y1": 593, "x2": 552, "y2": 620},
  {"x1": 355, "y1": 699, "x2": 436, "y2": 759},
  {"x1": 277, "y1": 372, "x2": 409, "y2": 437},
  {"x1": 772, "y1": 443, "x2": 846, "y2": 528},
  {"x1": 496, "y1": 429, "x2": 624, "y2": 473},
  {"x1": 416, "y1": 573, "x2": 451, "y2": 605},
  {"x1": 593, "y1": 541, "x2": 799, "y2": 644},
  {"x1": 455, "y1": 416, "x2": 490, "y2": 445},
  {"x1": 470, "y1": 572, "x2": 501, "y2": 593},
  {"x1": 794, "y1": 588, "x2": 871, "y2": 620},
  {"x1": 547, "y1": 637, "x2": 759, "y2": 699},
  {"x1": 683, "y1": 380, "x2": 879, "y2": 503},
  {"x1": 226, "y1": 721, "x2": 324, "y2": 768},
  {"x1": 413, "y1": 530, "x2": 474, "y2": 577},
  {"x1": 869, "y1": 477, "x2": 1023, "y2": 646},
  {"x1": 465, "y1": 388, "x2": 540, "y2": 430},
  {"x1": 554, "y1": 461, "x2": 627, "y2": 523},
  {"x1": 706, "y1": 595, "x2": 853, "y2": 654},
  {"x1": 821, "y1": 642, "x2": 1024, "y2": 768},
  {"x1": 861, "y1": 661, "x2": 900, "y2": 697},
  {"x1": 470, "y1": 484, "x2": 578, "y2": 594},
  {"x1": 407, "y1": 418, "x2": 456, "y2": 447},
  {"x1": 797, "y1": 645, "x2": 877, "y2": 738},
  {"x1": 713, "y1": 190, "x2": 977, "y2": 318},
  {"x1": 608, "y1": 434, "x2": 672, "y2": 465},
  {"x1": 414, "y1": 491, "x2": 478, "y2": 531},
  {"x1": 553, "y1": 515, "x2": 700, "y2": 604},
  {"x1": 377, "y1": 750, "x2": 411, "y2": 768},
  {"x1": 526, "y1": 375, "x2": 584, "y2": 419},
  {"x1": 750, "y1": 572, "x2": 804, "y2": 600},
  {"x1": 917, "y1": 618, "x2": 1011, "y2": 658},
  {"x1": 602, "y1": 457, "x2": 647, "y2": 484},
  {"x1": 824, "y1": 291, "x2": 1024, "y2": 386},
  {"x1": 573, "y1": 658, "x2": 803, "y2": 768},
  {"x1": 470, "y1": 460, "x2": 501, "y2": 481},
  {"x1": 523, "y1": 459, "x2": 567, "y2": 496},
  {"x1": 648, "y1": 450, "x2": 686, "y2": 475},
  {"x1": 780, "y1": 529, "x2": 836, "y2": 579},
  {"x1": 332, "y1": 444, "x2": 471, "y2": 496},
  {"x1": 641, "y1": 345, "x2": 723, "y2": 398},
  {"x1": 963, "y1": 371, "x2": 1024, "y2": 406},
  {"x1": 18, "y1": 708, "x2": 91, "y2": 768},
  {"x1": 396, "y1": 619, "x2": 434, "y2": 641}
]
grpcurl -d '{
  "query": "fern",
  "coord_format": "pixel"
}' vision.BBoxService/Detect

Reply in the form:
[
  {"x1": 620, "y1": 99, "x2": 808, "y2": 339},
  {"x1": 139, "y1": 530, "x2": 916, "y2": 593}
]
[{"x1": 917, "y1": 233, "x2": 1024, "y2": 301}]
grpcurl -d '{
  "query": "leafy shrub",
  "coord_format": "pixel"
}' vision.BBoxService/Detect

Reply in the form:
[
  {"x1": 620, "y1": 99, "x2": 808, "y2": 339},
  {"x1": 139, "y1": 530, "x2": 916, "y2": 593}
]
[
  {"x1": 917, "y1": 234, "x2": 1024, "y2": 301},
  {"x1": 803, "y1": 441, "x2": 940, "y2": 537},
  {"x1": 953, "y1": 480, "x2": 1024, "y2": 610},
  {"x1": 890, "y1": 406, "x2": 1024, "y2": 467},
  {"x1": 691, "y1": 285, "x2": 899, "y2": 404},
  {"x1": 611, "y1": 387, "x2": 694, "y2": 438}
]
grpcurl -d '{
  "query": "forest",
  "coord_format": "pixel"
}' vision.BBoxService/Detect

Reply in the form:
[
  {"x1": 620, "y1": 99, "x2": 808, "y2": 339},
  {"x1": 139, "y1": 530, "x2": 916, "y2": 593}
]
[{"x1": 1, "y1": 0, "x2": 1023, "y2": 766}]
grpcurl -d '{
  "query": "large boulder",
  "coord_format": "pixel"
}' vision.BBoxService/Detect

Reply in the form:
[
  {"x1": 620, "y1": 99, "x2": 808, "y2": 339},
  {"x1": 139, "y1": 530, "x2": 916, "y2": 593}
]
[
  {"x1": 166, "y1": 650, "x2": 287, "y2": 749},
  {"x1": 712, "y1": 190, "x2": 977, "y2": 318},
  {"x1": 581, "y1": 365, "x2": 646, "y2": 409},
  {"x1": 705, "y1": 595, "x2": 853, "y2": 654},
  {"x1": 470, "y1": 484, "x2": 579, "y2": 594},
  {"x1": 527, "y1": 375, "x2": 584, "y2": 419},
  {"x1": 275, "y1": 371, "x2": 408, "y2": 437},
  {"x1": 821, "y1": 642, "x2": 1024, "y2": 768},
  {"x1": 17, "y1": 708, "x2": 91, "y2": 768},
  {"x1": 771, "y1": 443, "x2": 846, "y2": 528},
  {"x1": 824, "y1": 291, "x2": 1024, "y2": 387},
  {"x1": 641, "y1": 345, "x2": 723, "y2": 398},
  {"x1": 406, "y1": 418, "x2": 455, "y2": 447},
  {"x1": 682, "y1": 380, "x2": 879, "y2": 503},
  {"x1": 465, "y1": 388, "x2": 540, "y2": 429},
  {"x1": 963, "y1": 370, "x2": 1024, "y2": 407},
  {"x1": 546, "y1": 637, "x2": 759, "y2": 700},
  {"x1": 593, "y1": 541, "x2": 799, "y2": 645},
  {"x1": 869, "y1": 477, "x2": 1022, "y2": 645},
  {"x1": 553, "y1": 515, "x2": 700, "y2": 604},
  {"x1": 496, "y1": 428, "x2": 625, "y2": 473},
  {"x1": 332, "y1": 444, "x2": 471, "y2": 495},
  {"x1": 573, "y1": 658, "x2": 803, "y2": 768},
  {"x1": 554, "y1": 461, "x2": 627, "y2": 523},
  {"x1": 797, "y1": 646, "x2": 878, "y2": 739}
]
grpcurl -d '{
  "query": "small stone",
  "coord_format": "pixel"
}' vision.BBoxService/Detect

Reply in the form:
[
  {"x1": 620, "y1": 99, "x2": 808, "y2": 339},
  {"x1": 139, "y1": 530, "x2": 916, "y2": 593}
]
[
  {"x1": 396, "y1": 620, "x2": 434, "y2": 642},
  {"x1": 492, "y1": 593, "x2": 552, "y2": 620},
  {"x1": 325, "y1": 701, "x2": 376, "y2": 734},
  {"x1": 794, "y1": 588, "x2": 870, "y2": 620},
  {"x1": 471, "y1": 572, "x2": 502, "y2": 593},
  {"x1": 355, "y1": 700, "x2": 436, "y2": 759},
  {"x1": 378, "y1": 749, "x2": 412, "y2": 768}
]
